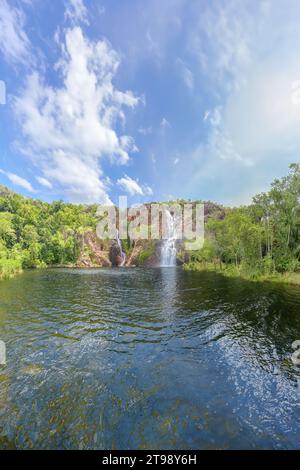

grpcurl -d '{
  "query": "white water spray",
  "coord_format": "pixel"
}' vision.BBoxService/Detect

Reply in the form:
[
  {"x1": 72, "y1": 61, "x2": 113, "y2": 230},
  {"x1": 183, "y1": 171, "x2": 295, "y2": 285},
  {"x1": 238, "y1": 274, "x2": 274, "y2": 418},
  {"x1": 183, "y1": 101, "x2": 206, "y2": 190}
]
[
  {"x1": 161, "y1": 210, "x2": 177, "y2": 267},
  {"x1": 116, "y1": 230, "x2": 126, "y2": 266}
]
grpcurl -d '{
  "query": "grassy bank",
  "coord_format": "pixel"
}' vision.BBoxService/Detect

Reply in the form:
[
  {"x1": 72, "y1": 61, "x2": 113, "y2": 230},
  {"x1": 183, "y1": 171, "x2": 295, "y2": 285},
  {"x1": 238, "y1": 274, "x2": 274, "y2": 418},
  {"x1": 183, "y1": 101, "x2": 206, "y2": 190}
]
[
  {"x1": 184, "y1": 261, "x2": 300, "y2": 286},
  {"x1": 0, "y1": 259, "x2": 22, "y2": 280}
]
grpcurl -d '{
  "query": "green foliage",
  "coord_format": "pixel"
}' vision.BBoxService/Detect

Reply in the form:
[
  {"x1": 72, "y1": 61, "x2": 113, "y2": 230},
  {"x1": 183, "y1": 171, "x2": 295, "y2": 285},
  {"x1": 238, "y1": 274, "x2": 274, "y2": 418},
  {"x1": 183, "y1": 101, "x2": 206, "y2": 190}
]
[
  {"x1": 0, "y1": 212, "x2": 17, "y2": 247},
  {"x1": 0, "y1": 189, "x2": 98, "y2": 276},
  {"x1": 1, "y1": 165, "x2": 300, "y2": 280},
  {"x1": 186, "y1": 164, "x2": 300, "y2": 278},
  {"x1": 136, "y1": 241, "x2": 155, "y2": 266},
  {"x1": 0, "y1": 258, "x2": 22, "y2": 280}
]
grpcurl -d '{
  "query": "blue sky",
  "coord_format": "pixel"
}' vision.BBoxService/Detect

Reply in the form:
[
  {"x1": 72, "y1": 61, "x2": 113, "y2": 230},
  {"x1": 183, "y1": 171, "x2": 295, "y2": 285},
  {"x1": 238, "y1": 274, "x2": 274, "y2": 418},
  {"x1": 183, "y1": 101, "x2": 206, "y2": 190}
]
[{"x1": 1, "y1": 0, "x2": 300, "y2": 206}]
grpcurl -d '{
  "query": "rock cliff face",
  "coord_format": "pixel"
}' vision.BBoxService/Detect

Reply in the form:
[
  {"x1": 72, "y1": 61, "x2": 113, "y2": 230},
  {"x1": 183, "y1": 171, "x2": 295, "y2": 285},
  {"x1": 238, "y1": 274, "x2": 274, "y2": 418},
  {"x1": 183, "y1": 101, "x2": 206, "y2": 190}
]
[
  {"x1": 76, "y1": 202, "x2": 224, "y2": 268},
  {"x1": 126, "y1": 240, "x2": 160, "y2": 267},
  {"x1": 124, "y1": 240, "x2": 143, "y2": 267},
  {"x1": 75, "y1": 231, "x2": 111, "y2": 267}
]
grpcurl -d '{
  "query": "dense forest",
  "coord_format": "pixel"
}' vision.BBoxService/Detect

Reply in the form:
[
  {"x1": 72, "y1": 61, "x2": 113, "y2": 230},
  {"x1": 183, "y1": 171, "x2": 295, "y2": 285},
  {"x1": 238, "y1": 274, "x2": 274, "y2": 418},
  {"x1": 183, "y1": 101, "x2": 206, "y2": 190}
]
[
  {"x1": 0, "y1": 186, "x2": 99, "y2": 279},
  {"x1": 1, "y1": 164, "x2": 300, "y2": 281},
  {"x1": 186, "y1": 164, "x2": 300, "y2": 281}
]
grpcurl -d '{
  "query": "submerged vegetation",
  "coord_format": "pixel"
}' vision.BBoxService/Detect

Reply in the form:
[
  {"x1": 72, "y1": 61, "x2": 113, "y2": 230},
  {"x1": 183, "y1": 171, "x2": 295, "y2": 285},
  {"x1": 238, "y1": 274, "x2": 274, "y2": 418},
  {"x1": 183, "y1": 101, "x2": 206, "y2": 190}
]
[{"x1": 1, "y1": 165, "x2": 300, "y2": 283}]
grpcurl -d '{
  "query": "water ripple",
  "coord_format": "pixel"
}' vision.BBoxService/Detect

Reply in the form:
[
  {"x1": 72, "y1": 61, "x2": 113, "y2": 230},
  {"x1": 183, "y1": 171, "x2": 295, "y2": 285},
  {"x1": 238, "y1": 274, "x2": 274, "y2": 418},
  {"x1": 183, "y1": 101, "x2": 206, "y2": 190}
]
[{"x1": 0, "y1": 268, "x2": 299, "y2": 449}]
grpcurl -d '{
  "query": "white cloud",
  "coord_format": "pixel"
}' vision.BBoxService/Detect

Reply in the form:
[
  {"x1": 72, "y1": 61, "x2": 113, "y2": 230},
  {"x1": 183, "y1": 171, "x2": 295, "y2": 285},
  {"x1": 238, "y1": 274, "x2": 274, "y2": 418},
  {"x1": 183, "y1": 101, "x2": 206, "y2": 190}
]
[
  {"x1": 0, "y1": 0, "x2": 32, "y2": 65},
  {"x1": 117, "y1": 175, "x2": 152, "y2": 197},
  {"x1": 203, "y1": 110, "x2": 210, "y2": 122},
  {"x1": 201, "y1": 105, "x2": 254, "y2": 166},
  {"x1": 150, "y1": 153, "x2": 156, "y2": 164},
  {"x1": 140, "y1": 1, "x2": 183, "y2": 63},
  {"x1": 196, "y1": 2, "x2": 300, "y2": 169},
  {"x1": 146, "y1": 31, "x2": 160, "y2": 57},
  {"x1": 188, "y1": 0, "x2": 253, "y2": 89},
  {"x1": 176, "y1": 58, "x2": 194, "y2": 90},
  {"x1": 138, "y1": 126, "x2": 152, "y2": 135},
  {"x1": 173, "y1": 158, "x2": 180, "y2": 165},
  {"x1": 97, "y1": 5, "x2": 105, "y2": 16},
  {"x1": 222, "y1": 62, "x2": 300, "y2": 166},
  {"x1": 0, "y1": 169, "x2": 34, "y2": 192},
  {"x1": 182, "y1": 0, "x2": 300, "y2": 204},
  {"x1": 14, "y1": 26, "x2": 139, "y2": 203},
  {"x1": 117, "y1": 175, "x2": 144, "y2": 196},
  {"x1": 65, "y1": 0, "x2": 89, "y2": 25},
  {"x1": 182, "y1": 2, "x2": 261, "y2": 174},
  {"x1": 0, "y1": 80, "x2": 6, "y2": 105},
  {"x1": 143, "y1": 185, "x2": 153, "y2": 196},
  {"x1": 160, "y1": 117, "x2": 171, "y2": 130},
  {"x1": 35, "y1": 176, "x2": 53, "y2": 189}
]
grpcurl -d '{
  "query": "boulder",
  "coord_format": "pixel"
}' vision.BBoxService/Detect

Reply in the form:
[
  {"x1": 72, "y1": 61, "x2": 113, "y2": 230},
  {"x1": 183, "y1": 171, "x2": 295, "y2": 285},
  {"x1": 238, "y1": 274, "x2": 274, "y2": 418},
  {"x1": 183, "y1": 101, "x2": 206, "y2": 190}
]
[{"x1": 109, "y1": 241, "x2": 125, "y2": 267}]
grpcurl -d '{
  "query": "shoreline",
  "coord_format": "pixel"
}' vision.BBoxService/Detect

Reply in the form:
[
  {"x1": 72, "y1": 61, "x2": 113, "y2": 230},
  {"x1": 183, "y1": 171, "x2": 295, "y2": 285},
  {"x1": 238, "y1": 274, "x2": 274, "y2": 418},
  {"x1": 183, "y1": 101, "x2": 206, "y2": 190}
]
[
  {"x1": 184, "y1": 262, "x2": 300, "y2": 286},
  {"x1": 2, "y1": 262, "x2": 300, "y2": 287}
]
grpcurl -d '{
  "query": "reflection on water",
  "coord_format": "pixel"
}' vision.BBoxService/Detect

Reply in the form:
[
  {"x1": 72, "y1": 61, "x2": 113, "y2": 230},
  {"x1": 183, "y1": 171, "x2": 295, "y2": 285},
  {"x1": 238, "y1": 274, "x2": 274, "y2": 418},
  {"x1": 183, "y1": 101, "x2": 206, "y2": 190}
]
[{"x1": 0, "y1": 268, "x2": 299, "y2": 449}]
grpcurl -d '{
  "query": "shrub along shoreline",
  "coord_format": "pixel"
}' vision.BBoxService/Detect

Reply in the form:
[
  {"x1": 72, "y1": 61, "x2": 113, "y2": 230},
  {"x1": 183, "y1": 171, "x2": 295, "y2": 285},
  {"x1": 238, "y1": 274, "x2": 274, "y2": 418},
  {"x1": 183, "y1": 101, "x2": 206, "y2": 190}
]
[
  {"x1": 0, "y1": 258, "x2": 22, "y2": 280},
  {"x1": 183, "y1": 261, "x2": 300, "y2": 286}
]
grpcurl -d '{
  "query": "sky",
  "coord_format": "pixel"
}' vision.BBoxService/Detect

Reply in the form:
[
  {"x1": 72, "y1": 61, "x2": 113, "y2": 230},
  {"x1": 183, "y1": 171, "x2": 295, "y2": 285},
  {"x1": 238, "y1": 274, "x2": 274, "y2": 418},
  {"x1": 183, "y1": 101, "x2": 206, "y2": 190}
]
[{"x1": 1, "y1": 0, "x2": 300, "y2": 206}]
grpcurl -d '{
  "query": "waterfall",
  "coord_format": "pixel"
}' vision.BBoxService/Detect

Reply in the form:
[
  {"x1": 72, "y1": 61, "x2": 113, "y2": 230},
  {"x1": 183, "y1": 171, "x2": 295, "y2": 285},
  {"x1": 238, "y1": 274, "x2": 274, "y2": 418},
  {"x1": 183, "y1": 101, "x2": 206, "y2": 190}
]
[
  {"x1": 161, "y1": 210, "x2": 177, "y2": 267},
  {"x1": 116, "y1": 230, "x2": 126, "y2": 267}
]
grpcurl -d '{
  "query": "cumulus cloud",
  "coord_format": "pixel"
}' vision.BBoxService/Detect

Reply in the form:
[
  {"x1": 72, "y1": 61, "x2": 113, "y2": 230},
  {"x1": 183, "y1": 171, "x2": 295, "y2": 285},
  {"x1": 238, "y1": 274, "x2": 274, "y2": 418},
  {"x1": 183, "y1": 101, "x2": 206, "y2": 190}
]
[
  {"x1": 0, "y1": 0, "x2": 32, "y2": 65},
  {"x1": 14, "y1": 26, "x2": 139, "y2": 203},
  {"x1": 117, "y1": 175, "x2": 144, "y2": 196},
  {"x1": 117, "y1": 175, "x2": 152, "y2": 197},
  {"x1": 0, "y1": 169, "x2": 34, "y2": 192}
]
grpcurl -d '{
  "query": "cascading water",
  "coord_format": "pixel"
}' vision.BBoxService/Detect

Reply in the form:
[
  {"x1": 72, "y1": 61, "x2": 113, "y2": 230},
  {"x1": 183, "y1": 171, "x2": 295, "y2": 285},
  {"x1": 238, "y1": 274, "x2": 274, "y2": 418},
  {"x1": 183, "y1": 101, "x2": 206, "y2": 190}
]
[
  {"x1": 161, "y1": 210, "x2": 177, "y2": 267},
  {"x1": 116, "y1": 230, "x2": 126, "y2": 267}
]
